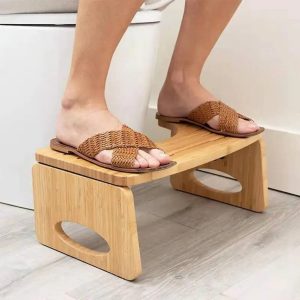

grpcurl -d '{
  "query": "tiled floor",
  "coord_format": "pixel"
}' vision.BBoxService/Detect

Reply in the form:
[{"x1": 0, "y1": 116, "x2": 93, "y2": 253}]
[{"x1": 0, "y1": 172, "x2": 299, "y2": 300}]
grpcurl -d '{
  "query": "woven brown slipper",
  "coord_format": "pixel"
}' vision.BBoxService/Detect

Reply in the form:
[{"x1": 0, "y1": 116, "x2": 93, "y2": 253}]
[
  {"x1": 50, "y1": 125, "x2": 176, "y2": 173},
  {"x1": 156, "y1": 100, "x2": 264, "y2": 138}
]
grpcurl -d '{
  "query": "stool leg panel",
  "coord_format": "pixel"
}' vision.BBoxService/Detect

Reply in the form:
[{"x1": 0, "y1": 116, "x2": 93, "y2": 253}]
[
  {"x1": 32, "y1": 164, "x2": 141, "y2": 280},
  {"x1": 171, "y1": 139, "x2": 268, "y2": 212}
]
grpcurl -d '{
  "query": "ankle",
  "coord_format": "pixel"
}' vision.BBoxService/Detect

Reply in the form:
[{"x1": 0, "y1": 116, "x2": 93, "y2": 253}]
[
  {"x1": 164, "y1": 70, "x2": 200, "y2": 89},
  {"x1": 61, "y1": 97, "x2": 106, "y2": 111},
  {"x1": 61, "y1": 82, "x2": 107, "y2": 110},
  {"x1": 61, "y1": 93, "x2": 107, "y2": 111},
  {"x1": 159, "y1": 70, "x2": 202, "y2": 105}
]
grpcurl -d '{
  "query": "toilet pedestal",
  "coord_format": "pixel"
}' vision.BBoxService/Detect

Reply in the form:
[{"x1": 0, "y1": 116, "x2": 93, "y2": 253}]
[
  {"x1": 32, "y1": 121, "x2": 268, "y2": 280},
  {"x1": 0, "y1": 11, "x2": 162, "y2": 208}
]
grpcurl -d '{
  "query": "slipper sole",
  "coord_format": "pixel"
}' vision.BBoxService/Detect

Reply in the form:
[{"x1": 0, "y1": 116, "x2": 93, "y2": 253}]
[
  {"x1": 156, "y1": 113, "x2": 264, "y2": 138},
  {"x1": 50, "y1": 138, "x2": 176, "y2": 174}
]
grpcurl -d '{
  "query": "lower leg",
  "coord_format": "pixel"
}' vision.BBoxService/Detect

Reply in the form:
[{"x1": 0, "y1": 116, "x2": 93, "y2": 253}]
[
  {"x1": 158, "y1": 0, "x2": 259, "y2": 133},
  {"x1": 57, "y1": 0, "x2": 170, "y2": 168}
]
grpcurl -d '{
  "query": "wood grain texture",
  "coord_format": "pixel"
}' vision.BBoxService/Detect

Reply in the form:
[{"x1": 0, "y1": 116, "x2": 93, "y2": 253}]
[
  {"x1": 171, "y1": 139, "x2": 268, "y2": 212},
  {"x1": 32, "y1": 164, "x2": 141, "y2": 280},
  {"x1": 35, "y1": 121, "x2": 264, "y2": 187},
  {"x1": 32, "y1": 121, "x2": 268, "y2": 281},
  {"x1": 1, "y1": 181, "x2": 299, "y2": 300}
]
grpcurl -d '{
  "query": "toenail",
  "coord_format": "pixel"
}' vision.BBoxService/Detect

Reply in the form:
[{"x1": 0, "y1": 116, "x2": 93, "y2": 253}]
[{"x1": 156, "y1": 149, "x2": 166, "y2": 156}]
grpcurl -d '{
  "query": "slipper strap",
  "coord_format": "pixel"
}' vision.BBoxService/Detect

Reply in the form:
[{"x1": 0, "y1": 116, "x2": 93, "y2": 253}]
[
  {"x1": 111, "y1": 147, "x2": 139, "y2": 169},
  {"x1": 187, "y1": 101, "x2": 239, "y2": 134},
  {"x1": 77, "y1": 125, "x2": 158, "y2": 168}
]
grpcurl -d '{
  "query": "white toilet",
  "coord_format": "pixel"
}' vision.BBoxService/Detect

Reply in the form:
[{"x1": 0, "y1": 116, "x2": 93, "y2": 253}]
[{"x1": 0, "y1": 0, "x2": 174, "y2": 208}]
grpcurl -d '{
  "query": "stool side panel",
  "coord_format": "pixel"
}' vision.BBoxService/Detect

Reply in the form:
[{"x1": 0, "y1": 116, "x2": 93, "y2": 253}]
[
  {"x1": 32, "y1": 163, "x2": 142, "y2": 280},
  {"x1": 170, "y1": 139, "x2": 268, "y2": 212}
]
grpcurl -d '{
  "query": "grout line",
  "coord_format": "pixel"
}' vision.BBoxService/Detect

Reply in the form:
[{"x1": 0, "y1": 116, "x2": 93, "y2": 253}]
[{"x1": 0, "y1": 201, "x2": 33, "y2": 211}]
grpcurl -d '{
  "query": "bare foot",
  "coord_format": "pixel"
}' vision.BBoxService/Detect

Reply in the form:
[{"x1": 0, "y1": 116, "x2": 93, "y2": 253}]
[
  {"x1": 158, "y1": 80, "x2": 259, "y2": 134},
  {"x1": 56, "y1": 101, "x2": 171, "y2": 169}
]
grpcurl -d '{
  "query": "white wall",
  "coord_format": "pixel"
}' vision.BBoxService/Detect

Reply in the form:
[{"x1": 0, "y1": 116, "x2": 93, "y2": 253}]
[{"x1": 146, "y1": 0, "x2": 300, "y2": 195}]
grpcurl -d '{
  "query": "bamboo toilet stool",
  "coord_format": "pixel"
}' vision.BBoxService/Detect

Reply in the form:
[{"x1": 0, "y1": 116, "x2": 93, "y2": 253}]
[{"x1": 32, "y1": 120, "x2": 268, "y2": 280}]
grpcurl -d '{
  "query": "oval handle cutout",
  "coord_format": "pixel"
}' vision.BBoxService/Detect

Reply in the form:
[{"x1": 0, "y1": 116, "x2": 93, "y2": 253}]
[
  {"x1": 196, "y1": 169, "x2": 242, "y2": 193},
  {"x1": 56, "y1": 221, "x2": 110, "y2": 255}
]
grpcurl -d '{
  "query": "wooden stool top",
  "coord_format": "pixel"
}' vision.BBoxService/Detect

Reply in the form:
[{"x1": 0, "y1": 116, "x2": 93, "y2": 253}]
[{"x1": 35, "y1": 121, "x2": 263, "y2": 187}]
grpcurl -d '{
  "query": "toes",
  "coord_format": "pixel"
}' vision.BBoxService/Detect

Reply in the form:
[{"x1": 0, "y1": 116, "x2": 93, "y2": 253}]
[
  {"x1": 208, "y1": 116, "x2": 260, "y2": 134},
  {"x1": 249, "y1": 119, "x2": 260, "y2": 129},
  {"x1": 207, "y1": 116, "x2": 220, "y2": 130},
  {"x1": 95, "y1": 150, "x2": 113, "y2": 164},
  {"x1": 136, "y1": 154, "x2": 148, "y2": 168},
  {"x1": 238, "y1": 119, "x2": 260, "y2": 134},
  {"x1": 138, "y1": 150, "x2": 160, "y2": 168},
  {"x1": 95, "y1": 149, "x2": 167, "y2": 169},
  {"x1": 147, "y1": 149, "x2": 171, "y2": 165},
  {"x1": 132, "y1": 159, "x2": 141, "y2": 169},
  {"x1": 95, "y1": 150, "x2": 140, "y2": 169}
]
